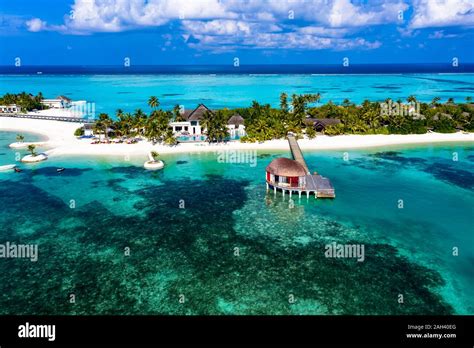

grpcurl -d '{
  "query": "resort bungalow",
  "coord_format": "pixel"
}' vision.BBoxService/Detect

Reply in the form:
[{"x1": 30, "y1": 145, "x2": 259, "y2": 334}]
[
  {"x1": 266, "y1": 133, "x2": 335, "y2": 199},
  {"x1": 169, "y1": 104, "x2": 246, "y2": 139},
  {"x1": 227, "y1": 114, "x2": 246, "y2": 138},
  {"x1": 0, "y1": 104, "x2": 20, "y2": 113},
  {"x1": 41, "y1": 95, "x2": 72, "y2": 109},
  {"x1": 266, "y1": 158, "x2": 308, "y2": 189},
  {"x1": 305, "y1": 118, "x2": 341, "y2": 133}
]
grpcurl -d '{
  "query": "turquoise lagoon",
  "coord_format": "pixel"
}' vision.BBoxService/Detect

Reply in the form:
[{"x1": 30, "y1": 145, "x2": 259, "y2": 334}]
[
  {"x1": 0, "y1": 73, "x2": 473, "y2": 115},
  {"x1": 0, "y1": 131, "x2": 472, "y2": 315}
]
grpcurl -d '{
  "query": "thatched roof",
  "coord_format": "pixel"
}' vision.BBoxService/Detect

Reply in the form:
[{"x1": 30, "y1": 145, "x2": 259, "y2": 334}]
[
  {"x1": 183, "y1": 104, "x2": 215, "y2": 121},
  {"x1": 305, "y1": 118, "x2": 341, "y2": 127},
  {"x1": 57, "y1": 95, "x2": 72, "y2": 102},
  {"x1": 266, "y1": 158, "x2": 307, "y2": 177},
  {"x1": 228, "y1": 114, "x2": 244, "y2": 126}
]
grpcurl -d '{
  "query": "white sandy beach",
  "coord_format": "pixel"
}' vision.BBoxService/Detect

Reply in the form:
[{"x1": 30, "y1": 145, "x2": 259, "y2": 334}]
[{"x1": 1, "y1": 117, "x2": 473, "y2": 159}]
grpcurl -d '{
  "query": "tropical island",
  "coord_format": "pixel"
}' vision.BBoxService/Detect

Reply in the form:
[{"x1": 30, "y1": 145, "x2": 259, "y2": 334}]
[{"x1": 0, "y1": 92, "x2": 473, "y2": 159}]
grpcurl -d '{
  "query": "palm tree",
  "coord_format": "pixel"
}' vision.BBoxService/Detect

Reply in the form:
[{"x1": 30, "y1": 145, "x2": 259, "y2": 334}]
[
  {"x1": 431, "y1": 97, "x2": 441, "y2": 107},
  {"x1": 148, "y1": 96, "x2": 159, "y2": 110},
  {"x1": 342, "y1": 98, "x2": 351, "y2": 107},
  {"x1": 200, "y1": 110, "x2": 228, "y2": 143},
  {"x1": 98, "y1": 113, "x2": 112, "y2": 140},
  {"x1": 133, "y1": 109, "x2": 147, "y2": 136},
  {"x1": 164, "y1": 129, "x2": 177, "y2": 146},
  {"x1": 34, "y1": 92, "x2": 43, "y2": 103},
  {"x1": 173, "y1": 104, "x2": 185, "y2": 122},
  {"x1": 465, "y1": 96, "x2": 472, "y2": 103},
  {"x1": 447, "y1": 97, "x2": 455, "y2": 105},
  {"x1": 407, "y1": 95, "x2": 417, "y2": 104},
  {"x1": 280, "y1": 93, "x2": 289, "y2": 113},
  {"x1": 117, "y1": 112, "x2": 133, "y2": 137},
  {"x1": 16, "y1": 134, "x2": 25, "y2": 143},
  {"x1": 145, "y1": 115, "x2": 160, "y2": 144},
  {"x1": 150, "y1": 151, "x2": 159, "y2": 162},
  {"x1": 27, "y1": 144, "x2": 37, "y2": 156}
]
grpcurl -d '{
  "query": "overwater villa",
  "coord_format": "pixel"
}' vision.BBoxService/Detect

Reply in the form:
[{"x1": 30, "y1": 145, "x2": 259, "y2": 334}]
[
  {"x1": 169, "y1": 104, "x2": 246, "y2": 141},
  {"x1": 266, "y1": 134, "x2": 335, "y2": 198}
]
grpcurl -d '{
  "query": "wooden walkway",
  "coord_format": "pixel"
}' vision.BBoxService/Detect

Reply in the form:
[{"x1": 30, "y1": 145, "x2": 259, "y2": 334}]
[
  {"x1": 287, "y1": 134, "x2": 310, "y2": 174},
  {"x1": 0, "y1": 113, "x2": 94, "y2": 123},
  {"x1": 277, "y1": 133, "x2": 335, "y2": 198}
]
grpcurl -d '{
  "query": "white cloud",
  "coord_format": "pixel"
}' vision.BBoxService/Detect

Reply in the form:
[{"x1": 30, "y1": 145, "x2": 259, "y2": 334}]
[
  {"x1": 21, "y1": 0, "x2": 472, "y2": 53},
  {"x1": 26, "y1": 18, "x2": 47, "y2": 32},
  {"x1": 325, "y1": 0, "x2": 408, "y2": 27},
  {"x1": 28, "y1": 0, "x2": 410, "y2": 34},
  {"x1": 410, "y1": 0, "x2": 474, "y2": 28},
  {"x1": 298, "y1": 26, "x2": 349, "y2": 38},
  {"x1": 182, "y1": 19, "x2": 281, "y2": 36},
  {"x1": 428, "y1": 30, "x2": 459, "y2": 39},
  {"x1": 64, "y1": 0, "x2": 235, "y2": 33}
]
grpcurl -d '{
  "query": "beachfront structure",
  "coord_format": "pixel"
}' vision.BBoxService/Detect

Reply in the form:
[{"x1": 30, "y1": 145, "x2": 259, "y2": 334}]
[
  {"x1": 227, "y1": 114, "x2": 246, "y2": 138},
  {"x1": 266, "y1": 158, "x2": 307, "y2": 188},
  {"x1": 266, "y1": 134, "x2": 335, "y2": 198},
  {"x1": 170, "y1": 104, "x2": 246, "y2": 139},
  {"x1": 0, "y1": 104, "x2": 20, "y2": 113},
  {"x1": 41, "y1": 96, "x2": 72, "y2": 109},
  {"x1": 305, "y1": 118, "x2": 341, "y2": 133},
  {"x1": 83, "y1": 123, "x2": 94, "y2": 136}
]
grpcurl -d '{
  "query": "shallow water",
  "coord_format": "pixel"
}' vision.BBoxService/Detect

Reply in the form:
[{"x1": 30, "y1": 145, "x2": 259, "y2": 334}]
[
  {"x1": 0, "y1": 73, "x2": 473, "y2": 115},
  {"x1": 0, "y1": 131, "x2": 472, "y2": 314}
]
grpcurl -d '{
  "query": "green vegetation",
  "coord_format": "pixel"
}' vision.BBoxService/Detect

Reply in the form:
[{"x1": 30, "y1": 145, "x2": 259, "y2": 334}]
[
  {"x1": 0, "y1": 92, "x2": 45, "y2": 112},
  {"x1": 16, "y1": 134, "x2": 25, "y2": 143},
  {"x1": 200, "y1": 110, "x2": 229, "y2": 143},
  {"x1": 27, "y1": 144, "x2": 37, "y2": 156},
  {"x1": 74, "y1": 127, "x2": 84, "y2": 137},
  {"x1": 150, "y1": 151, "x2": 159, "y2": 161},
  {"x1": 305, "y1": 126, "x2": 316, "y2": 139},
  {"x1": 83, "y1": 94, "x2": 473, "y2": 144}
]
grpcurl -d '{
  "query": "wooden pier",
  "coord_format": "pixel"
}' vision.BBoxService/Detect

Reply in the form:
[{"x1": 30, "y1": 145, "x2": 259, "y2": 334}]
[
  {"x1": 0, "y1": 113, "x2": 94, "y2": 123},
  {"x1": 287, "y1": 134, "x2": 310, "y2": 174},
  {"x1": 287, "y1": 134, "x2": 335, "y2": 197},
  {"x1": 265, "y1": 134, "x2": 335, "y2": 199}
]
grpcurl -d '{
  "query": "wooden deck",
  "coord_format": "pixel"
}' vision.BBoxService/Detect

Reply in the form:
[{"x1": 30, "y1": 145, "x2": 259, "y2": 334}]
[
  {"x1": 266, "y1": 134, "x2": 335, "y2": 198},
  {"x1": 287, "y1": 134, "x2": 310, "y2": 174},
  {"x1": 304, "y1": 174, "x2": 335, "y2": 198}
]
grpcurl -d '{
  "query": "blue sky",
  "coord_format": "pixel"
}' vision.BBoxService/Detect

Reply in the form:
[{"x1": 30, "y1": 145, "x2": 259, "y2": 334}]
[{"x1": 0, "y1": 0, "x2": 473, "y2": 65}]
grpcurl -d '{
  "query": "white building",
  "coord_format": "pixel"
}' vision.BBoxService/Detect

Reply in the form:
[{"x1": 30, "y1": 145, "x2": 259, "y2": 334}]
[
  {"x1": 227, "y1": 114, "x2": 246, "y2": 138},
  {"x1": 0, "y1": 104, "x2": 20, "y2": 113},
  {"x1": 41, "y1": 95, "x2": 72, "y2": 109},
  {"x1": 169, "y1": 104, "x2": 246, "y2": 140}
]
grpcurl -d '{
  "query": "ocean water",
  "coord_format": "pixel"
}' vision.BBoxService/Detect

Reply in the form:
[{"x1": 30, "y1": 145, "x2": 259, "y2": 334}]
[
  {"x1": 0, "y1": 131, "x2": 472, "y2": 315},
  {"x1": 0, "y1": 73, "x2": 473, "y2": 115}
]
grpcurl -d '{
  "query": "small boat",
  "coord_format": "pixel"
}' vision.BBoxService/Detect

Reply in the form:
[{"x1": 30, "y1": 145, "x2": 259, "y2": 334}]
[
  {"x1": 57, "y1": 168, "x2": 65, "y2": 173},
  {"x1": 14, "y1": 167, "x2": 22, "y2": 173},
  {"x1": 0, "y1": 164, "x2": 16, "y2": 172}
]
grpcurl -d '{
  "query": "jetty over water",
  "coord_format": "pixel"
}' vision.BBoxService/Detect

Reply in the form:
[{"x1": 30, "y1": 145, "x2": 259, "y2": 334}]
[
  {"x1": 287, "y1": 134, "x2": 310, "y2": 174},
  {"x1": 265, "y1": 134, "x2": 335, "y2": 199},
  {"x1": 0, "y1": 113, "x2": 94, "y2": 123}
]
